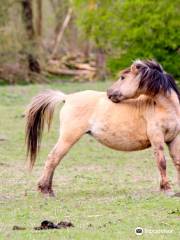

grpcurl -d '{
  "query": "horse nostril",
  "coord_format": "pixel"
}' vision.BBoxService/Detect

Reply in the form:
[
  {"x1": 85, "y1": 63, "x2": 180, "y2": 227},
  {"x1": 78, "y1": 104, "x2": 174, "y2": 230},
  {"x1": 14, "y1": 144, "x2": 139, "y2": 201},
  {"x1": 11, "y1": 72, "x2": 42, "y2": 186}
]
[
  {"x1": 107, "y1": 89, "x2": 122, "y2": 101},
  {"x1": 108, "y1": 94, "x2": 114, "y2": 99},
  {"x1": 111, "y1": 91, "x2": 119, "y2": 98}
]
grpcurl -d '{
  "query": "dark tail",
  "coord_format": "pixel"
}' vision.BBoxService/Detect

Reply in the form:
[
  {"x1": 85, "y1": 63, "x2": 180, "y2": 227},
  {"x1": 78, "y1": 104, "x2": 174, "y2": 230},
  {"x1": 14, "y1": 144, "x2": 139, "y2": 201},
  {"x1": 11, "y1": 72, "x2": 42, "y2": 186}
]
[{"x1": 25, "y1": 90, "x2": 66, "y2": 170}]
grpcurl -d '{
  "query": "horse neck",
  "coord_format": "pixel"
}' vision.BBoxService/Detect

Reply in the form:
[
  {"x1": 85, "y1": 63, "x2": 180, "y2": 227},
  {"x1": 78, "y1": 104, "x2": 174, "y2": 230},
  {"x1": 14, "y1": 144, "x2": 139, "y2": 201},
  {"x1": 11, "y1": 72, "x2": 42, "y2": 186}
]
[{"x1": 154, "y1": 90, "x2": 180, "y2": 116}]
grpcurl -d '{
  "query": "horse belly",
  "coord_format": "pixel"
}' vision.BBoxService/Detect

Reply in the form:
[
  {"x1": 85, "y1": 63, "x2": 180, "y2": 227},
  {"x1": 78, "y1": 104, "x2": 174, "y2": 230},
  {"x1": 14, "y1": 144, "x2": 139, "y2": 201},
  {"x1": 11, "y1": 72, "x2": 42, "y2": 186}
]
[
  {"x1": 91, "y1": 121, "x2": 150, "y2": 151},
  {"x1": 88, "y1": 96, "x2": 151, "y2": 151}
]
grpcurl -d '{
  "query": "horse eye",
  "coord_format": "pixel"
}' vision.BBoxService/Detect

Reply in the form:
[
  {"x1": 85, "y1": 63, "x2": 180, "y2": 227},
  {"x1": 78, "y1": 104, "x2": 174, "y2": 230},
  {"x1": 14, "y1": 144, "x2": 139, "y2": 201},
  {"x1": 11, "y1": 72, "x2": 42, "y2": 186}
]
[
  {"x1": 136, "y1": 65, "x2": 141, "y2": 69},
  {"x1": 121, "y1": 75, "x2": 125, "y2": 80}
]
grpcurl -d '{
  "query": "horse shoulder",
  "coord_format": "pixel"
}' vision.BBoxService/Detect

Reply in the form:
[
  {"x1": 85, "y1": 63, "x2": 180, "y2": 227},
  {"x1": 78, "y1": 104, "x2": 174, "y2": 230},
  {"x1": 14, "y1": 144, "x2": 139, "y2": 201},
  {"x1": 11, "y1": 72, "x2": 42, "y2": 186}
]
[{"x1": 145, "y1": 103, "x2": 180, "y2": 143}]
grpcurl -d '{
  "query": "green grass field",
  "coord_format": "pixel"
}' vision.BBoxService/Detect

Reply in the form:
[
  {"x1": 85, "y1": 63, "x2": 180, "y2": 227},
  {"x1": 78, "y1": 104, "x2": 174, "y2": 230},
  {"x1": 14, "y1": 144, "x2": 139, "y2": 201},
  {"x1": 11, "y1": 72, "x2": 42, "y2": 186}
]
[{"x1": 0, "y1": 81, "x2": 179, "y2": 240}]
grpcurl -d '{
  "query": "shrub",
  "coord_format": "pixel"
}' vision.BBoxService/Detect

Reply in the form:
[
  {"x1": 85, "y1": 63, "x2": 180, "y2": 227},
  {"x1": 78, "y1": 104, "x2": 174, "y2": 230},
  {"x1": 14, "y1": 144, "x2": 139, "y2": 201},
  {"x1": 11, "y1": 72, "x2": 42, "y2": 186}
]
[{"x1": 75, "y1": 0, "x2": 180, "y2": 78}]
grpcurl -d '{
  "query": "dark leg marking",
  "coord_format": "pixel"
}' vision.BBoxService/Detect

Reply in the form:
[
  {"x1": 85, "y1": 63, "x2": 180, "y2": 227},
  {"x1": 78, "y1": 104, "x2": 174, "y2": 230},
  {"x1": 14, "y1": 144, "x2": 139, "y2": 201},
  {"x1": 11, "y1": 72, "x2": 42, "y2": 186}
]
[{"x1": 159, "y1": 157, "x2": 166, "y2": 171}]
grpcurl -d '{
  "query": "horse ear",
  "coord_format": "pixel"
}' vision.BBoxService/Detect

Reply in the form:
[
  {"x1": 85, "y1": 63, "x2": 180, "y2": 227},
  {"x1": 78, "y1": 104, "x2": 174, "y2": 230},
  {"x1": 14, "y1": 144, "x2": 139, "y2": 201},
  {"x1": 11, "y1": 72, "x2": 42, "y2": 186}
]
[{"x1": 131, "y1": 64, "x2": 139, "y2": 75}]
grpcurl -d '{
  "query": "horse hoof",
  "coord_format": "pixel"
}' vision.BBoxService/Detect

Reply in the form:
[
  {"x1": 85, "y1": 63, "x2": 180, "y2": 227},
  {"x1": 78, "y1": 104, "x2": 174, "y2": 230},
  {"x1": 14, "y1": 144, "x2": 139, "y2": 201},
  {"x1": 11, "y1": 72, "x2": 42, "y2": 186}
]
[
  {"x1": 37, "y1": 185, "x2": 55, "y2": 197},
  {"x1": 46, "y1": 191, "x2": 55, "y2": 197},
  {"x1": 173, "y1": 192, "x2": 180, "y2": 198},
  {"x1": 39, "y1": 189, "x2": 55, "y2": 197},
  {"x1": 164, "y1": 190, "x2": 175, "y2": 197}
]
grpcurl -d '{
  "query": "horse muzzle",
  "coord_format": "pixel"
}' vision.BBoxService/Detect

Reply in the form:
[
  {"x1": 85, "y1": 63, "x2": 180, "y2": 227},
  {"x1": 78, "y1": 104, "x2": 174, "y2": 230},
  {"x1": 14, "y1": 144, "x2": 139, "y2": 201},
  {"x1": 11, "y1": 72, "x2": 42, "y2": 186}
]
[{"x1": 107, "y1": 89, "x2": 124, "y2": 103}]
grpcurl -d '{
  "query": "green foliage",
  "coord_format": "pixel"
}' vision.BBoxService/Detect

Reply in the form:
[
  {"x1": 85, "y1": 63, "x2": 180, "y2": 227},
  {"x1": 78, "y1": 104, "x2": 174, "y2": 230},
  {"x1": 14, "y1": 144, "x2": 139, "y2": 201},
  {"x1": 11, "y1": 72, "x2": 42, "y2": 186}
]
[{"x1": 74, "y1": 0, "x2": 180, "y2": 78}]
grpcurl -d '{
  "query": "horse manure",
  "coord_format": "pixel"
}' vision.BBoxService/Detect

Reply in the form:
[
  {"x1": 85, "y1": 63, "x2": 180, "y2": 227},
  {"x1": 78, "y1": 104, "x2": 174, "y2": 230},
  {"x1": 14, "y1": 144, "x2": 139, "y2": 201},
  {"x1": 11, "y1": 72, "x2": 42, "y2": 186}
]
[
  {"x1": 34, "y1": 220, "x2": 57, "y2": 230},
  {"x1": 13, "y1": 225, "x2": 26, "y2": 230},
  {"x1": 34, "y1": 220, "x2": 74, "y2": 230},
  {"x1": 13, "y1": 220, "x2": 74, "y2": 231},
  {"x1": 57, "y1": 221, "x2": 74, "y2": 228}
]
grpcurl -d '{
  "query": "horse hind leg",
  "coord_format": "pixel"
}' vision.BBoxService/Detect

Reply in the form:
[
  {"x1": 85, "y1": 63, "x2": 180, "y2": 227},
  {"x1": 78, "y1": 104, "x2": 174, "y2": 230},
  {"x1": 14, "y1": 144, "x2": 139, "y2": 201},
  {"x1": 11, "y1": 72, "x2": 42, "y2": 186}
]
[
  {"x1": 168, "y1": 135, "x2": 180, "y2": 186},
  {"x1": 38, "y1": 138, "x2": 72, "y2": 196},
  {"x1": 38, "y1": 126, "x2": 85, "y2": 197}
]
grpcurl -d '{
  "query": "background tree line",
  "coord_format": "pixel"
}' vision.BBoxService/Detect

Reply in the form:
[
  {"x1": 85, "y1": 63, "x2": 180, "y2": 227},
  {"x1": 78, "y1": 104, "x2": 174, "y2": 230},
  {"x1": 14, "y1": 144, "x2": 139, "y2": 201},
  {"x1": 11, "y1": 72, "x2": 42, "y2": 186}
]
[{"x1": 0, "y1": 0, "x2": 179, "y2": 83}]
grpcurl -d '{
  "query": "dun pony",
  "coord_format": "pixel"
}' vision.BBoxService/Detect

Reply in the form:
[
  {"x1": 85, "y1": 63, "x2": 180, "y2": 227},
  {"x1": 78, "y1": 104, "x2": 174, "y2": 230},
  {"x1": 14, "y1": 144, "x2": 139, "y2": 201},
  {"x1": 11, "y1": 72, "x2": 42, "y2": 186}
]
[{"x1": 26, "y1": 59, "x2": 180, "y2": 196}]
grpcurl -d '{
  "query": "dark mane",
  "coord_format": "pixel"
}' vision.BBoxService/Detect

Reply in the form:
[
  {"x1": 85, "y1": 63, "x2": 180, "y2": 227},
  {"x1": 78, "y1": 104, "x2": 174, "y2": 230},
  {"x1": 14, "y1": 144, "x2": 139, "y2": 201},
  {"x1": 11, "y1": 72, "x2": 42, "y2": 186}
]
[{"x1": 134, "y1": 60, "x2": 180, "y2": 101}]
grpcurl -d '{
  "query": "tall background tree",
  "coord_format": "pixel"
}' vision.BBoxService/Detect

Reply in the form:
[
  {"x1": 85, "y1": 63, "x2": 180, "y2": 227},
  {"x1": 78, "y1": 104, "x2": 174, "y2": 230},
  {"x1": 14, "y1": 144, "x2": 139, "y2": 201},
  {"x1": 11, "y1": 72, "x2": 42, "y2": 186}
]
[{"x1": 21, "y1": 0, "x2": 41, "y2": 77}]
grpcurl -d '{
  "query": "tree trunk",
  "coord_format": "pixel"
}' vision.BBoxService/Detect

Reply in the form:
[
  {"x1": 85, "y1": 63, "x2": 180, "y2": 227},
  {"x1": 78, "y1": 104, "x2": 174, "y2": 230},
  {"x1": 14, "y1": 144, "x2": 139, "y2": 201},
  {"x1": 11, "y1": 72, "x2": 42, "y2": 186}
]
[
  {"x1": 36, "y1": 0, "x2": 42, "y2": 37},
  {"x1": 21, "y1": 0, "x2": 41, "y2": 74},
  {"x1": 96, "y1": 48, "x2": 106, "y2": 80},
  {"x1": 21, "y1": 0, "x2": 34, "y2": 40}
]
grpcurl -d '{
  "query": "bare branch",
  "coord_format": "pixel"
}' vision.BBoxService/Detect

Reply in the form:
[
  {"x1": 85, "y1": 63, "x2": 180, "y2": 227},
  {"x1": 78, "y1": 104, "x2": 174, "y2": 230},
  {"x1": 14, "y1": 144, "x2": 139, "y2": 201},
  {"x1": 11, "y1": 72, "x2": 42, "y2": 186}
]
[{"x1": 50, "y1": 8, "x2": 73, "y2": 59}]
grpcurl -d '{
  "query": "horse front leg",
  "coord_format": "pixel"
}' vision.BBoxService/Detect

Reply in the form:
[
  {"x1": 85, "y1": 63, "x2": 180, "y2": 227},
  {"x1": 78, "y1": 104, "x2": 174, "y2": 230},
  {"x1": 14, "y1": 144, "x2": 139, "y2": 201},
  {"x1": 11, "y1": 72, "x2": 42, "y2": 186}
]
[
  {"x1": 168, "y1": 135, "x2": 180, "y2": 186},
  {"x1": 148, "y1": 131, "x2": 173, "y2": 196}
]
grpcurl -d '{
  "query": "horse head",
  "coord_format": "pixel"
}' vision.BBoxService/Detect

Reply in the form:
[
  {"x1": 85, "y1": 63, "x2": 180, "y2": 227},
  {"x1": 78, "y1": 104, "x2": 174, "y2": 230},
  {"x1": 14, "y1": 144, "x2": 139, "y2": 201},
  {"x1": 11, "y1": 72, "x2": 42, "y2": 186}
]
[{"x1": 107, "y1": 59, "x2": 179, "y2": 103}]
